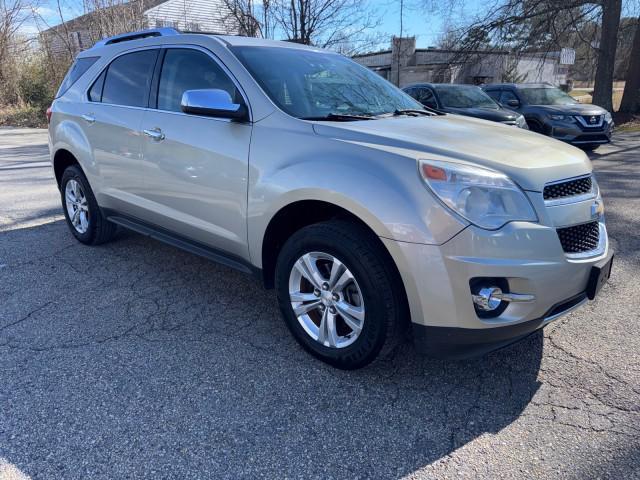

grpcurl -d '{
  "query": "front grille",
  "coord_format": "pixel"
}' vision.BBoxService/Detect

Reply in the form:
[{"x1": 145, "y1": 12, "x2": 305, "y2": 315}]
[
  {"x1": 574, "y1": 134, "x2": 609, "y2": 143},
  {"x1": 579, "y1": 115, "x2": 602, "y2": 127},
  {"x1": 544, "y1": 176, "x2": 592, "y2": 200},
  {"x1": 556, "y1": 221, "x2": 600, "y2": 253}
]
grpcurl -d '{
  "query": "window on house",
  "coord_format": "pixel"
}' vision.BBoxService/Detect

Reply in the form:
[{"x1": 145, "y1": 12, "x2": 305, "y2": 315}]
[
  {"x1": 101, "y1": 49, "x2": 159, "y2": 107},
  {"x1": 186, "y1": 22, "x2": 200, "y2": 31},
  {"x1": 155, "y1": 19, "x2": 166, "y2": 28},
  {"x1": 157, "y1": 48, "x2": 238, "y2": 112}
]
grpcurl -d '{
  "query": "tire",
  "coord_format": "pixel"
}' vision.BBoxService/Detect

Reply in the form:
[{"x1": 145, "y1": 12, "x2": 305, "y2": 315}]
[
  {"x1": 579, "y1": 144, "x2": 600, "y2": 152},
  {"x1": 275, "y1": 220, "x2": 407, "y2": 369},
  {"x1": 60, "y1": 165, "x2": 117, "y2": 245}
]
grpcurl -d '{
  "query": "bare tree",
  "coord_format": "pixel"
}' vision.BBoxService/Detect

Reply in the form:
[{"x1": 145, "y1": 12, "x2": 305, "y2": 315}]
[
  {"x1": 270, "y1": 0, "x2": 380, "y2": 49},
  {"x1": 619, "y1": 16, "x2": 640, "y2": 113},
  {"x1": 221, "y1": 0, "x2": 267, "y2": 37},
  {"x1": 432, "y1": 0, "x2": 626, "y2": 111}
]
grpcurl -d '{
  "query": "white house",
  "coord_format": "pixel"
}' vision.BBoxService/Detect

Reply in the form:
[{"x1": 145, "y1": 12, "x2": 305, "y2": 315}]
[{"x1": 41, "y1": 0, "x2": 246, "y2": 57}]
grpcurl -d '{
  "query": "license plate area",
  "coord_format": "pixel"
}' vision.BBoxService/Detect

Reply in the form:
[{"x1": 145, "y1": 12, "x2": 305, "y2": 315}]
[{"x1": 586, "y1": 255, "x2": 613, "y2": 300}]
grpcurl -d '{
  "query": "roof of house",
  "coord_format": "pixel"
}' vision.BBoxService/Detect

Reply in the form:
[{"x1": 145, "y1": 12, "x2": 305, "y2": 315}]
[{"x1": 41, "y1": 0, "x2": 168, "y2": 34}]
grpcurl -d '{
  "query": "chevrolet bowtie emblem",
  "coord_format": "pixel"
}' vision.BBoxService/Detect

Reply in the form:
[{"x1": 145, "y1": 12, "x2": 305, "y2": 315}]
[{"x1": 591, "y1": 199, "x2": 604, "y2": 218}]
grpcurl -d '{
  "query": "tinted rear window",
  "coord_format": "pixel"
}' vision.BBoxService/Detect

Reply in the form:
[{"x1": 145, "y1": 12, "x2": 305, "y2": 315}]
[
  {"x1": 102, "y1": 49, "x2": 159, "y2": 107},
  {"x1": 56, "y1": 56, "x2": 100, "y2": 98}
]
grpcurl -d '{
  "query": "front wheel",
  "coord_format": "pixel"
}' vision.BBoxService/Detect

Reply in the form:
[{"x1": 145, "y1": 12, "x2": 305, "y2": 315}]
[{"x1": 275, "y1": 220, "x2": 407, "y2": 369}]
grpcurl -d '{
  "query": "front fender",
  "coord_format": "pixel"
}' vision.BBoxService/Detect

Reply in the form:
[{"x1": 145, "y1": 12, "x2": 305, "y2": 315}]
[{"x1": 247, "y1": 121, "x2": 467, "y2": 268}]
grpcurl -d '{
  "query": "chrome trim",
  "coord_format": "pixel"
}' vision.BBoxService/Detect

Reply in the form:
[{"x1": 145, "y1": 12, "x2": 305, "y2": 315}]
[
  {"x1": 543, "y1": 296, "x2": 588, "y2": 324},
  {"x1": 575, "y1": 115, "x2": 604, "y2": 129},
  {"x1": 544, "y1": 191, "x2": 597, "y2": 207},
  {"x1": 472, "y1": 287, "x2": 535, "y2": 311},
  {"x1": 564, "y1": 221, "x2": 607, "y2": 260}
]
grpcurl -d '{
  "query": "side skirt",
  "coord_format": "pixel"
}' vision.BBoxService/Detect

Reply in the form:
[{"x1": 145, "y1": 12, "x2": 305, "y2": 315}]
[{"x1": 104, "y1": 210, "x2": 261, "y2": 279}]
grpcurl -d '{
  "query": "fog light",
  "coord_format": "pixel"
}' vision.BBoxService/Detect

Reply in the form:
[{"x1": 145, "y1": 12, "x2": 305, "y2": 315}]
[
  {"x1": 472, "y1": 287, "x2": 536, "y2": 312},
  {"x1": 472, "y1": 287, "x2": 504, "y2": 312}
]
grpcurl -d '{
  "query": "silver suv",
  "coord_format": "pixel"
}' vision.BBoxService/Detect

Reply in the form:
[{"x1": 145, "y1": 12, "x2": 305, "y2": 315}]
[{"x1": 49, "y1": 28, "x2": 613, "y2": 369}]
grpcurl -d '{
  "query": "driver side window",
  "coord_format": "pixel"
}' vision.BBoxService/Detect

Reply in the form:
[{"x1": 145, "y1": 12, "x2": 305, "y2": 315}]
[
  {"x1": 500, "y1": 90, "x2": 519, "y2": 105},
  {"x1": 415, "y1": 88, "x2": 438, "y2": 109},
  {"x1": 157, "y1": 49, "x2": 238, "y2": 112}
]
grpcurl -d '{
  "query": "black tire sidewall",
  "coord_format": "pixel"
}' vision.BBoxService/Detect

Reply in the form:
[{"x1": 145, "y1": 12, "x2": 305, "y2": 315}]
[
  {"x1": 60, "y1": 166, "x2": 98, "y2": 244},
  {"x1": 275, "y1": 223, "x2": 395, "y2": 369}
]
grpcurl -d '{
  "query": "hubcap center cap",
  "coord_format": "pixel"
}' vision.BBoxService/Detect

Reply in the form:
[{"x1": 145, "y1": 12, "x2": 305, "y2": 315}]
[{"x1": 320, "y1": 290, "x2": 333, "y2": 304}]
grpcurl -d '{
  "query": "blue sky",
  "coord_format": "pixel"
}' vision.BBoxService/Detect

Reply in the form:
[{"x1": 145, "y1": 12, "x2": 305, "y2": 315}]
[{"x1": 23, "y1": 0, "x2": 479, "y2": 47}]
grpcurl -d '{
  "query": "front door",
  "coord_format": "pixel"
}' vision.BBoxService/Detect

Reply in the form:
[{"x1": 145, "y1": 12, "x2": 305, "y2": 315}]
[{"x1": 140, "y1": 47, "x2": 252, "y2": 259}]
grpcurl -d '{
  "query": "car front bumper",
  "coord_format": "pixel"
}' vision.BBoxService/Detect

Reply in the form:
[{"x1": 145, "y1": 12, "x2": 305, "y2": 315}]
[
  {"x1": 548, "y1": 119, "x2": 614, "y2": 146},
  {"x1": 382, "y1": 218, "x2": 613, "y2": 359}
]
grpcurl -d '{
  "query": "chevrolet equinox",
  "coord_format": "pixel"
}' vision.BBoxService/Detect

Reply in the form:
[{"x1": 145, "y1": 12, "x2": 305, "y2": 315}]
[{"x1": 48, "y1": 29, "x2": 613, "y2": 369}]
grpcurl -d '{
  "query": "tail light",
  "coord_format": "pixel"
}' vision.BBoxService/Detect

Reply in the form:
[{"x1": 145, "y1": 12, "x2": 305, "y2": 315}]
[{"x1": 46, "y1": 106, "x2": 52, "y2": 124}]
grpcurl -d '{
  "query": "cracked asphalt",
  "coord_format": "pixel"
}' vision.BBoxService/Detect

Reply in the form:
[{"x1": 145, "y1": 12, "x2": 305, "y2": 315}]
[{"x1": 0, "y1": 126, "x2": 639, "y2": 479}]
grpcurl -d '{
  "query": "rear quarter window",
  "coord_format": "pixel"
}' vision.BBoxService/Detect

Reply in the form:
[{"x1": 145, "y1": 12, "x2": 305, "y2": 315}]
[{"x1": 56, "y1": 56, "x2": 100, "y2": 98}]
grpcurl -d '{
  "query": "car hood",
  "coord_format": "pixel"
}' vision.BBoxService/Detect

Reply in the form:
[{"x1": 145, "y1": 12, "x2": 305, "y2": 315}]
[
  {"x1": 525, "y1": 103, "x2": 608, "y2": 116},
  {"x1": 311, "y1": 114, "x2": 591, "y2": 192},
  {"x1": 444, "y1": 106, "x2": 520, "y2": 122}
]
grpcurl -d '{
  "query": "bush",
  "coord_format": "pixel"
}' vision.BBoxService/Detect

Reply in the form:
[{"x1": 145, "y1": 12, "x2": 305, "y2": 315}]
[
  {"x1": 0, "y1": 105, "x2": 48, "y2": 128},
  {"x1": 18, "y1": 60, "x2": 56, "y2": 113}
]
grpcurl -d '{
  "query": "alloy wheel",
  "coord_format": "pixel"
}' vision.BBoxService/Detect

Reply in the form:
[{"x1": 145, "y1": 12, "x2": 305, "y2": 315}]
[
  {"x1": 288, "y1": 251, "x2": 365, "y2": 348},
  {"x1": 65, "y1": 179, "x2": 90, "y2": 234}
]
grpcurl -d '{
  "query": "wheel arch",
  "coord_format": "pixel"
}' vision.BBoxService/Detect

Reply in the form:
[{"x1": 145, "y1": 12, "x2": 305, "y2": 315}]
[
  {"x1": 260, "y1": 200, "x2": 405, "y2": 308},
  {"x1": 53, "y1": 148, "x2": 82, "y2": 188}
]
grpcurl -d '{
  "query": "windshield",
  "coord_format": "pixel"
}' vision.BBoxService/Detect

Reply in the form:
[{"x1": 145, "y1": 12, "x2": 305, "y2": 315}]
[
  {"x1": 433, "y1": 85, "x2": 498, "y2": 109},
  {"x1": 518, "y1": 87, "x2": 578, "y2": 105},
  {"x1": 231, "y1": 46, "x2": 423, "y2": 119}
]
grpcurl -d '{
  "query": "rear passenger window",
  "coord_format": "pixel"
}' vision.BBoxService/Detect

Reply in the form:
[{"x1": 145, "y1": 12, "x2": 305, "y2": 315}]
[
  {"x1": 102, "y1": 50, "x2": 158, "y2": 107},
  {"x1": 157, "y1": 49, "x2": 238, "y2": 112},
  {"x1": 56, "y1": 56, "x2": 100, "y2": 98}
]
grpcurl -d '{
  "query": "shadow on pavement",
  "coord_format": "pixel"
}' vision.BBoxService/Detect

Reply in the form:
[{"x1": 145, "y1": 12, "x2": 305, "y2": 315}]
[{"x1": 0, "y1": 219, "x2": 544, "y2": 478}]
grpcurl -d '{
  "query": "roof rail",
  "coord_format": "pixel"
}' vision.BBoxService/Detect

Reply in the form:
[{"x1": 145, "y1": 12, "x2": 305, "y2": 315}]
[{"x1": 92, "y1": 28, "x2": 179, "y2": 48}]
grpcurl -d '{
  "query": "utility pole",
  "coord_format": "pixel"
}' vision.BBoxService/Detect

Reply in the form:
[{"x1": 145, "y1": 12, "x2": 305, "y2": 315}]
[{"x1": 397, "y1": 0, "x2": 403, "y2": 86}]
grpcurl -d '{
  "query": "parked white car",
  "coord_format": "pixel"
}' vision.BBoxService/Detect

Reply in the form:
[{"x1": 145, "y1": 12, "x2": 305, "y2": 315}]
[{"x1": 48, "y1": 29, "x2": 613, "y2": 368}]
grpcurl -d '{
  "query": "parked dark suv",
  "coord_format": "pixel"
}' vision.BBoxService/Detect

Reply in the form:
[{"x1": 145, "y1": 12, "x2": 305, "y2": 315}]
[
  {"x1": 403, "y1": 83, "x2": 528, "y2": 128},
  {"x1": 482, "y1": 83, "x2": 613, "y2": 150}
]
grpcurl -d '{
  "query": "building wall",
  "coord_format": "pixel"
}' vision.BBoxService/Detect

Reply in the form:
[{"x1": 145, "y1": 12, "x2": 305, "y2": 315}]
[
  {"x1": 145, "y1": 0, "x2": 239, "y2": 33},
  {"x1": 41, "y1": 0, "x2": 241, "y2": 58},
  {"x1": 353, "y1": 38, "x2": 565, "y2": 87}
]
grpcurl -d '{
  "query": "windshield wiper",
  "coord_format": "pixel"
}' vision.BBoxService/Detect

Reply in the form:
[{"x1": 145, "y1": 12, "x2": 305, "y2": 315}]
[
  {"x1": 393, "y1": 107, "x2": 444, "y2": 116},
  {"x1": 300, "y1": 113, "x2": 375, "y2": 121}
]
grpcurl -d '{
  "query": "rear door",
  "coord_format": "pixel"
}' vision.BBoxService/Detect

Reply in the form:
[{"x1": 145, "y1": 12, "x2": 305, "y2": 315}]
[
  {"x1": 84, "y1": 48, "x2": 159, "y2": 216},
  {"x1": 139, "y1": 47, "x2": 252, "y2": 259}
]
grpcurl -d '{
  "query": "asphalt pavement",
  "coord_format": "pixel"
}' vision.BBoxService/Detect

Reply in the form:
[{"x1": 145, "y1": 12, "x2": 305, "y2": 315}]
[{"x1": 0, "y1": 126, "x2": 639, "y2": 479}]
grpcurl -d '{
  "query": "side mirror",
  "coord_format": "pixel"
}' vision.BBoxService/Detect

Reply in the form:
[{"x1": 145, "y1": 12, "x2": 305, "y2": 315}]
[
  {"x1": 506, "y1": 99, "x2": 520, "y2": 108},
  {"x1": 181, "y1": 89, "x2": 248, "y2": 120}
]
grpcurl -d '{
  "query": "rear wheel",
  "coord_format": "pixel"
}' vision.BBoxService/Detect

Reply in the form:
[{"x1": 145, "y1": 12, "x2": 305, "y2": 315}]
[
  {"x1": 60, "y1": 165, "x2": 117, "y2": 245},
  {"x1": 275, "y1": 220, "x2": 407, "y2": 369}
]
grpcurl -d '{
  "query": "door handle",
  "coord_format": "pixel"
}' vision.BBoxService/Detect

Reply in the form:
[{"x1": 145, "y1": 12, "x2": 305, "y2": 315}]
[
  {"x1": 82, "y1": 114, "x2": 95, "y2": 124},
  {"x1": 143, "y1": 128, "x2": 165, "y2": 141}
]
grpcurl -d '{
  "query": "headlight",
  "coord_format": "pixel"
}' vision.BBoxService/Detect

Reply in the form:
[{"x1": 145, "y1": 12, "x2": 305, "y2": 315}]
[
  {"x1": 604, "y1": 112, "x2": 612, "y2": 123},
  {"x1": 548, "y1": 114, "x2": 568, "y2": 121},
  {"x1": 516, "y1": 115, "x2": 528, "y2": 129},
  {"x1": 419, "y1": 160, "x2": 538, "y2": 230}
]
